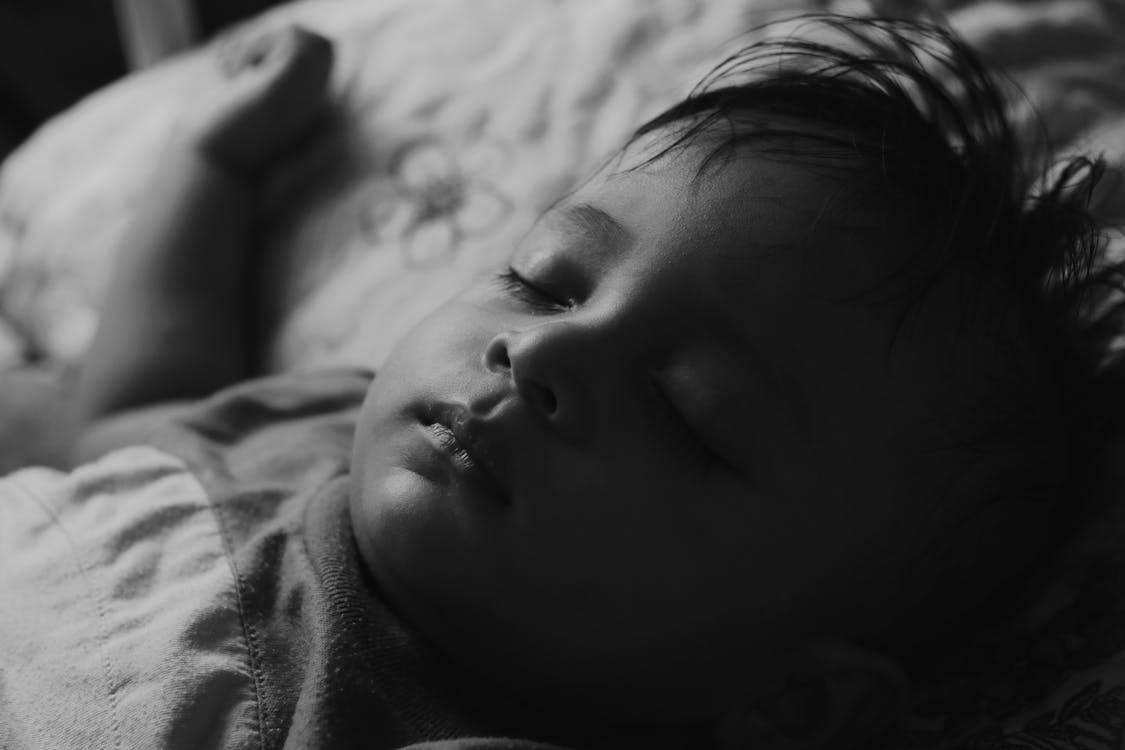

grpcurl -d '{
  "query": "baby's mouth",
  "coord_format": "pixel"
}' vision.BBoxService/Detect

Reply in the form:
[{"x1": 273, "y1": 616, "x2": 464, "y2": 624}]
[
  {"x1": 428, "y1": 421, "x2": 480, "y2": 472},
  {"x1": 423, "y1": 405, "x2": 510, "y2": 505}
]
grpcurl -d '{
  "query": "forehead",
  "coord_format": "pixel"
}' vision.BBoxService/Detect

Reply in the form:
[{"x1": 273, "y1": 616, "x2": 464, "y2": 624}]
[{"x1": 556, "y1": 132, "x2": 909, "y2": 304}]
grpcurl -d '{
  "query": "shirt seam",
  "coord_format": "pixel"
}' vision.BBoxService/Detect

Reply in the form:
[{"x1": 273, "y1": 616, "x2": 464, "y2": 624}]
[
  {"x1": 153, "y1": 442, "x2": 271, "y2": 750},
  {"x1": 205, "y1": 489, "x2": 269, "y2": 750}
]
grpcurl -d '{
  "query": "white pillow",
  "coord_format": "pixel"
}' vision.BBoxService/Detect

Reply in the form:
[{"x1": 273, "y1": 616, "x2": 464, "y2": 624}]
[
  {"x1": 0, "y1": 0, "x2": 818, "y2": 370},
  {"x1": 3, "y1": 0, "x2": 1121, "y2": 371}
]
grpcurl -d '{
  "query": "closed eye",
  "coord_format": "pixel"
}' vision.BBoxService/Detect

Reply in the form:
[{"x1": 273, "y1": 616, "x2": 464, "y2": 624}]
[
  {"x1": 648, "y1": 379, "x2": 724, "y2": 468},
  {"x1": 494, "y1": 267, "x2": 572, "y2": 314}
]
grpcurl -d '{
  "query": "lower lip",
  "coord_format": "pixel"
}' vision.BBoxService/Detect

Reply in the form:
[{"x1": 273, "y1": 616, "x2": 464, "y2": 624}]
[
  {"x1": 423, "y1": 422, "x2": 508, "y2": 504},
  {"x1": 428, "y1": 422, "x2": 479, "y2": 471}
]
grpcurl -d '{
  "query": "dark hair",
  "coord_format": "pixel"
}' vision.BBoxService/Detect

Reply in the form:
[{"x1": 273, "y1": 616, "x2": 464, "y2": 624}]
[{"x1": 630, "y1": 11, "x2": 1125, "y2": 697}]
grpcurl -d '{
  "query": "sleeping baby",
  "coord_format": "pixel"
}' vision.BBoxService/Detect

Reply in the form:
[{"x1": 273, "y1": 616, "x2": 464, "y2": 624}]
[{"x1": 1, "y1": 13, "x2": 1120, "y2": 750}]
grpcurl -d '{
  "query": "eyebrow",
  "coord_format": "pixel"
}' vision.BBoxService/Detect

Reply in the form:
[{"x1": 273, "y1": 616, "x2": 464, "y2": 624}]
[{"x1": 546, "y1": 202, "x2": 633, "y2": 254}]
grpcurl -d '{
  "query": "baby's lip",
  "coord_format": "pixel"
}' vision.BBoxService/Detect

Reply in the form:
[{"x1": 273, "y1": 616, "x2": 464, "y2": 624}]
[{"x1": 424, "y1": 402, "x2": 510, "y2": 505}]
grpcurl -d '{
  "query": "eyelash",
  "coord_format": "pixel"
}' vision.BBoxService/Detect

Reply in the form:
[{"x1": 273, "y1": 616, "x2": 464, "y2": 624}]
[
  {"x1": 497, "y1": 267, "x2": 723, "y2": 469},
  {"x1": 649, "y1": 380, "x2": 721, "y2": 467},
  {"x1": 494, "y1": 267, "x2": 571, "y2": 313}
]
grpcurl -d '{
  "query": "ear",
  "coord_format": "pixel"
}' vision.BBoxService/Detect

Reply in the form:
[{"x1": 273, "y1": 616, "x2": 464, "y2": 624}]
[{"x1": 713, "y1": 639, "x2": 908, "y2": 750}]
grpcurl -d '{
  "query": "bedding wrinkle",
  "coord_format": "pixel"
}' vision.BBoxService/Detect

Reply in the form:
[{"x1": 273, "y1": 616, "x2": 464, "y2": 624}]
[
  {"x1": 0, "y1": 466, "x2": 125, "y2": 750},
  {"x1": 0, "y1": 447, "x2": 258, "y2": 749}
]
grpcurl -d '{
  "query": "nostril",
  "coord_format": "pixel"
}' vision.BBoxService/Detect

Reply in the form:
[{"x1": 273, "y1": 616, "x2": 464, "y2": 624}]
[{"x1": 483, "y1": 335, "x2": 512, "y2": 372}]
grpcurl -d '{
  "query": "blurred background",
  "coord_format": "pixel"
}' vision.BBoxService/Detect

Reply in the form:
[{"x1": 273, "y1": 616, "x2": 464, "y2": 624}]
[{"x1": 0, "y1": 0, "x2": 289, "y2": 163}]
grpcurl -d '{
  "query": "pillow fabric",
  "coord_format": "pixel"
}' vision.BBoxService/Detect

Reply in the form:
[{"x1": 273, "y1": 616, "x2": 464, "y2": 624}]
[
  {"x1": 0, "y1": 0, "x2": 1122, "y2": 369},
  {"x1": 0, "y1": 0, "x2": 826, "y2": 369},
  {"x1": 1, "y1": 0, "x2": 1125, "y2": 746}
]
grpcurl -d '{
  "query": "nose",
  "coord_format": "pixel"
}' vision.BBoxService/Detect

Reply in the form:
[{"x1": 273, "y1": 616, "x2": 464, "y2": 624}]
[{"x1": 482, "y1": 321, "x2": 596, "y2": 442}]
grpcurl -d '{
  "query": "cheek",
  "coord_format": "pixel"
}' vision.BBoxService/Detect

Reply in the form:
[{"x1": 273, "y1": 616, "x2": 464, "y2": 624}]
[
  {"x1": 377, "y1": 300, "x2": 497, "y2": 386},
  {"x1": 350, "y1": 300, "x2": 493, "y2": 500}
]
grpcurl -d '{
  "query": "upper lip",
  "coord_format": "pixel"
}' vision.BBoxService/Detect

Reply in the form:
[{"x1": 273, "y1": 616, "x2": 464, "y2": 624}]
[{"x1": 424, "y1": 402, "x2": 508, "y2": 501}]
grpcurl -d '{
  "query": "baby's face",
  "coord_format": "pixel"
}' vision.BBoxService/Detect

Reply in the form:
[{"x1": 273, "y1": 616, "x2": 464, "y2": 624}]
[{"x1": 350, "y1": 134, "x2": 949, "y2": 725}]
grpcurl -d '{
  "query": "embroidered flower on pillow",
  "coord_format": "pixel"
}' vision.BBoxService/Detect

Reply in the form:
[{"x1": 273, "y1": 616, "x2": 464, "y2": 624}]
[{"x1": 367, "y1": 137, "x2": 512, "y2": 268}]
